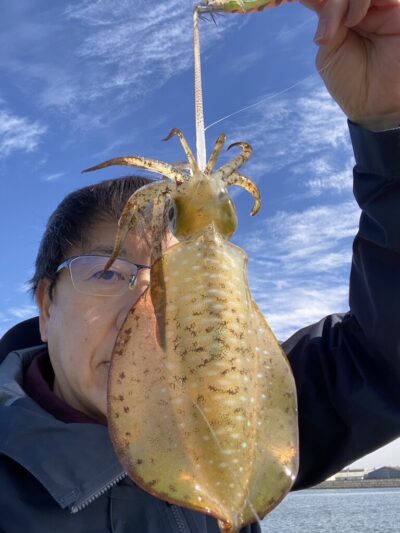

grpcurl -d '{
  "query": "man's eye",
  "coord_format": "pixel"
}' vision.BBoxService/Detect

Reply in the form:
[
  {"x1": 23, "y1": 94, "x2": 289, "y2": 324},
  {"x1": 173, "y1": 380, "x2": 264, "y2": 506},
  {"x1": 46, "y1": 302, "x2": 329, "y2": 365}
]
[{"x1": 92, "y1": 270, "x2": 124, "y2": 282}]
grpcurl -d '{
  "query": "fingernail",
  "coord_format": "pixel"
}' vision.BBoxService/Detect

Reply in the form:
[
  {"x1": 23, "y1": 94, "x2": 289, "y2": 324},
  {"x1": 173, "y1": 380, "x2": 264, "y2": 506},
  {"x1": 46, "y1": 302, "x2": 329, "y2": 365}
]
[
  {"x1": 314, "y1": 18, "x2": 328, "y2": 43},
  {"x1": 345, "y1": 13, "x2": 357, "y2": 28}
]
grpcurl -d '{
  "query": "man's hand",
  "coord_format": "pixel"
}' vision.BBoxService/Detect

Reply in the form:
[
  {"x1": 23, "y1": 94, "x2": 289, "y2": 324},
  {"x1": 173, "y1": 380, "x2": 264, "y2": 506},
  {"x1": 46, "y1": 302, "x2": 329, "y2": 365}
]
[{"x1": 300, "y1": 0, "x2": 400, "y2": 130}]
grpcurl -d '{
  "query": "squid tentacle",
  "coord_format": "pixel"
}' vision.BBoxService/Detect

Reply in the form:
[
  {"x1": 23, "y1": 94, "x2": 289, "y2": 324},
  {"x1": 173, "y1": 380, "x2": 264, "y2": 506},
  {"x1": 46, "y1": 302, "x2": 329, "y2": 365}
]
[
  {"x1": 82, "y1": 156, "x2": 186, "y2": 185},
  {"x1": 205, "y1": 133, "x2": 226, "y2": 175},
  {"x1": 213, "y1": 141, "x2": 253, "y2": 180},
  {"x1": 222, "y1": 171, "x2": 261, "y2": 216},
  {"x1": 163, "y1": 128, "x2": 198, "y2": 173},
  {"x1": 148, "y1": 195, "x2": 173, "y2": 264},
  {"x1": 102, "y1": 180, "x2": 176, "y2": 273},
  {"x1": 171, "y1": 161, "x2": 192, "y2": 175}
]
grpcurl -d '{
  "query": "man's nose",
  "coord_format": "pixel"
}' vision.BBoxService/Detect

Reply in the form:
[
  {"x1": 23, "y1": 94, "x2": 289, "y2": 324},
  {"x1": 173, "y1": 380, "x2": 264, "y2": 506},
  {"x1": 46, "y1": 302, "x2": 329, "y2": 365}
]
[
  {"x1": 115, "y1": 303, "x2": 131, "y2": 331},
  {"x1": 115, "y1": 277, "x2": 150, "y2": 331}
]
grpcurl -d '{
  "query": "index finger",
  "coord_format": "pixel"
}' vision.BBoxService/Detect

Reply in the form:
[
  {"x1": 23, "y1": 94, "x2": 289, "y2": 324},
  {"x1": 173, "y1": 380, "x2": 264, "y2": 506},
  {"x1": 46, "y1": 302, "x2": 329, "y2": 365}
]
[
  {"x1": 307, "y1": 0, "x2": 350, "y2": 43},
  {"x1": 300, "y1": 0, "x2": 400, "y2": 15}
]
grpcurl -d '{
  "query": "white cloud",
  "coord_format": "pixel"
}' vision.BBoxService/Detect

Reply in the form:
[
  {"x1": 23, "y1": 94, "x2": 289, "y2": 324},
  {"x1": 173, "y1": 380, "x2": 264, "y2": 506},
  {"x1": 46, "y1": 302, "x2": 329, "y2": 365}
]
[
  {"x1": 300, "y1": 156, "x2": 354, "y2": 196},
  {"x1": 274, "y1": 16, "x2": 316, "y2": 45},
  {"x1": 0, "y1": 304, "x2": 37, "y2": 338},
  {"x1": 237, "y1": 201, "x2": 360, "y2": 340},
  {"x1": 0, "y1": 109, "x2": 46, "y2": 159},
  {"x1": 259, "y1": 284, "x2": 349, "y2": 341},
  {"x1": 42, "y1": 172, "x2": 65, "y2": 182},
  {"x1": 201, "y1": 79, "x2": 360, "y2": 341},
  {"x1": 7, "y1": 305, "x2": 37, "y2": 320},
  {"x1": 0, "y1": 1, "x2": 240, "y2": 130},
  {"x1": 17, "y1": 282, "x2": 32, "y2": 294},
  {"x1": 208, "y1": 82, "x2": 352, "y2": 189},
  {"x1": 221, "y1": 48, "x2": 266, "y2": 76},
  {"x1": 350, "y1": 438, "x2": 400, "y2": 469},
  {"x1": 259, "y1": 203, "x2": 358, "y2": 264},
  {"x1": 63, "y1": 0, "x2": 236, "y2": 105}
]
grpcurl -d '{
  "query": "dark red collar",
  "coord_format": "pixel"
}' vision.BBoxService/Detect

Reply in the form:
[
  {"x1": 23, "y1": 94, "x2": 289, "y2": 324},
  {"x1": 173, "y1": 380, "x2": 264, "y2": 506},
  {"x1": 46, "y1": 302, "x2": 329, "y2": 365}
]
[{"x1": 23, "y1": 351, "x2": 101, "y2": 425}]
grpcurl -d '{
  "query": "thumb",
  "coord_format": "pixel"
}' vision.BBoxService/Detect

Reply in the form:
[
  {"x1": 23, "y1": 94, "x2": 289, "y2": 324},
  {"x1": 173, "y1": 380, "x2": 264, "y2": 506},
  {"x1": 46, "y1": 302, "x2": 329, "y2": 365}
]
[
  {"x1": 299, "y1": 0, "x2": 326, "y2": 13},
  {"x1": 299, "y1": 1, "x2": 342, "y2": 44}
]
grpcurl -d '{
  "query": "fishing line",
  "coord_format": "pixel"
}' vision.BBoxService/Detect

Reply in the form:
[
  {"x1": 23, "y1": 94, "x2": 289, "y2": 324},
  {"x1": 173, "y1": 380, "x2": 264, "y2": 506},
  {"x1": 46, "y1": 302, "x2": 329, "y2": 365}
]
[
  {"x1": 194, "y1": 4, "x2": 336, "y2": 145},
  {"x1": 205, "y1": 54, "x2": 337, "y2": 131}
]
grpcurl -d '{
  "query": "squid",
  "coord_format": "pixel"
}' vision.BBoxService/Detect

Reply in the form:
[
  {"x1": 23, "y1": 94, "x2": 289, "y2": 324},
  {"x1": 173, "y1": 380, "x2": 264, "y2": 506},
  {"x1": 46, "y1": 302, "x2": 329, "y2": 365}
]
[{"x1": 83, "y1": 129, "x2": 299, "y2": 533}]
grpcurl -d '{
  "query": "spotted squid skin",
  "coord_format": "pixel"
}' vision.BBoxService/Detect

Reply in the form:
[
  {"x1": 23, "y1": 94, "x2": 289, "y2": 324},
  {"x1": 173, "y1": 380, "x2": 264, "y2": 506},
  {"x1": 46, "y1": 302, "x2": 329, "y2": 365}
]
[
  {"x1": 199, "y1": 0, "x2": 295, "y2": 14},
  {"x1": 109, "y1": 226, "x2": 298, "y2": 532},
  {"x1": 84, "y1": 129, "x2": 298, "y2": 532}
]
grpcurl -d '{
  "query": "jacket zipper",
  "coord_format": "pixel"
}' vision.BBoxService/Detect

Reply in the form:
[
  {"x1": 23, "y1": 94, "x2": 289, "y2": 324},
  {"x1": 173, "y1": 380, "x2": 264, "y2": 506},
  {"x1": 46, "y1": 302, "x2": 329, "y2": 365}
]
[
  {"x1": 70, "y1": 472, "x2": 127, "y2": 513},
  {"x1": 170, "y1": 504, "x2": 191, "y2": 533},
  {"x1": 71, "y1": 473, "x2": 191, "y2": 533}
]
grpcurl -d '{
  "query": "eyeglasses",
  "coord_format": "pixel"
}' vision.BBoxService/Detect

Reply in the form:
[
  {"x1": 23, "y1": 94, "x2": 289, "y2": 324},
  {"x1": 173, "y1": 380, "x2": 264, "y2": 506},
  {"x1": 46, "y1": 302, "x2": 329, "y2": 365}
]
[{"x1": 55, "y1": 255, "x2": 151, "y2": 297}]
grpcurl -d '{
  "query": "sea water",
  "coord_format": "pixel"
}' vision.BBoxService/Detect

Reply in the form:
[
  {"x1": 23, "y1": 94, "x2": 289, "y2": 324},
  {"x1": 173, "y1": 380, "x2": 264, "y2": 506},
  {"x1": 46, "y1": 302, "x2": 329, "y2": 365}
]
[{"x1": 261, "y1": 488, "x2": 400, "y2": 532}]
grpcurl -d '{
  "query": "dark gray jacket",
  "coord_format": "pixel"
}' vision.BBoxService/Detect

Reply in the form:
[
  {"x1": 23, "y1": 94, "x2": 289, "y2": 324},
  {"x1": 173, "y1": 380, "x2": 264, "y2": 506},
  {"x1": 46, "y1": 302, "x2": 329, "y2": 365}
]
[{"x1": 1, "y1": 122, "x2": 400, "y2": 532}]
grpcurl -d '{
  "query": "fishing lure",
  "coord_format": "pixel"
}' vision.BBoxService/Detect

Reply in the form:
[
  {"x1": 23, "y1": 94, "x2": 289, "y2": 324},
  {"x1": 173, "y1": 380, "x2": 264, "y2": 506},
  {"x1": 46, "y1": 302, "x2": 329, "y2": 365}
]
[
  {"x1": 83, "y1": 129, "x2": 299, "y2": 533},
  {"x1": 197, "y1": 0, "x2": 295, "y2": 15}
]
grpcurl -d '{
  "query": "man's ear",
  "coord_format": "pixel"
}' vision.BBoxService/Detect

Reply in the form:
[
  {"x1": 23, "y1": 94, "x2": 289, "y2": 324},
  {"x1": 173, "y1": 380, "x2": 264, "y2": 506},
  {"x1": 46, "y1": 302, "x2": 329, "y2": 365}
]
[{"x1": 36, "y1": 279, "x2": 53, "y2": 343}]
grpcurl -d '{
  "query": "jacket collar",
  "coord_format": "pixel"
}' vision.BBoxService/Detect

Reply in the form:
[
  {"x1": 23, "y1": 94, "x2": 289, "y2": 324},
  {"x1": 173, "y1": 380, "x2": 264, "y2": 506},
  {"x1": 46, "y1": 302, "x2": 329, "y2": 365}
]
[{"x1": 0, "y1": 346, "x2": 125, "y2": 511}]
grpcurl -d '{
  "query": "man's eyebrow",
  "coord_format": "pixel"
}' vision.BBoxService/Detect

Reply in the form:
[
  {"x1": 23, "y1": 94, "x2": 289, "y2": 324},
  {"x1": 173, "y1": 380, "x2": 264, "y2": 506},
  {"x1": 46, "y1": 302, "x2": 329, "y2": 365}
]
[{"x1": 85, "y1": 245, "x2": 128, "y2": 258}]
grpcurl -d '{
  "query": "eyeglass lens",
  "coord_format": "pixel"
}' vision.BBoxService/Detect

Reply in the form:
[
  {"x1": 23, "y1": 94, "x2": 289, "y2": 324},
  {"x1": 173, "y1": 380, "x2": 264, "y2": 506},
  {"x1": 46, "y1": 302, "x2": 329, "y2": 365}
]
[{"x1": 69, "y1": 256, "x2": 139, "y2": 296}]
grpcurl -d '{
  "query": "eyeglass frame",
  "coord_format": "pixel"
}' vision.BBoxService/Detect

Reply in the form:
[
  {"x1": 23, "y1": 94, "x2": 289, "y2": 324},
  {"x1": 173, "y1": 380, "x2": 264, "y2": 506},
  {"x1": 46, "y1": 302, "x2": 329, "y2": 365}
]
[{"x1": 55, "y1": 254, "x2": 151, "y2": 296}]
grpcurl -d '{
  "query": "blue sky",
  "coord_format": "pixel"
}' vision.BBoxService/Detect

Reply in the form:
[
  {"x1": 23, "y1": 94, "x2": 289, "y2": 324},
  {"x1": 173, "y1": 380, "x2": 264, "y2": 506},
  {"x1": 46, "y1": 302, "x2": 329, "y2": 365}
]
[{"x1": 0, "y1": 0, "x2": 398, "y2": 469}]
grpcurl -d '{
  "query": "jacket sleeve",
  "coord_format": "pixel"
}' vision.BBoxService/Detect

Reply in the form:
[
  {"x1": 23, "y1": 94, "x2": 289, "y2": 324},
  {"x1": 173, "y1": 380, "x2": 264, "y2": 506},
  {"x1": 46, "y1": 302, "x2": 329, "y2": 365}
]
[{"x1": 284, "y1": 121, "x2": 400, "y2": 490}]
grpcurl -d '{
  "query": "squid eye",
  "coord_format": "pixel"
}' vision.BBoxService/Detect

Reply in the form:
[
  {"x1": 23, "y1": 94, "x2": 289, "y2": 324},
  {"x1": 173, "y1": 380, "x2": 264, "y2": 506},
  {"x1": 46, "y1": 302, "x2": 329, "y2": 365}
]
[
  {"x1": 168, "y1": 206, "x2": 175, "y2": 221},
  {"x1": 167, "y1": 203, "x2": 177, "y2": 233}
]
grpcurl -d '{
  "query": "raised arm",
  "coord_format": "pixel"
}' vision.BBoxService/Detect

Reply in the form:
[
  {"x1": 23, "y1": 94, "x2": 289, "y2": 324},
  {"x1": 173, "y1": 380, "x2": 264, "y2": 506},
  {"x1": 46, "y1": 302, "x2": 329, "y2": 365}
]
[
  {"x1": 284, "y1": 122, "x2": 400, "y2": 488},
  {"x1": 285, "y1": 0, "x2": 400, "y2": 488}
]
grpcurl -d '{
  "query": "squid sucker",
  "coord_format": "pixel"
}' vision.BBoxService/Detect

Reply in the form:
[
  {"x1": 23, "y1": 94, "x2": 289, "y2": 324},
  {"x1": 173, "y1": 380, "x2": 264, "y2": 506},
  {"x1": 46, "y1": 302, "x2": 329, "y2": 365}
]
[{"x1": 83, "y1": 129, "x2": 299, "y2": 533}]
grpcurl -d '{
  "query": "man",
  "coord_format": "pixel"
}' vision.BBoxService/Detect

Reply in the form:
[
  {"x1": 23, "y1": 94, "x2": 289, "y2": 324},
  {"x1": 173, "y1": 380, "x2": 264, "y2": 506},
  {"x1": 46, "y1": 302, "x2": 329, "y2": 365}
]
[{"x1": 1, "y1": 1, "x2": 400, "y2": 531}]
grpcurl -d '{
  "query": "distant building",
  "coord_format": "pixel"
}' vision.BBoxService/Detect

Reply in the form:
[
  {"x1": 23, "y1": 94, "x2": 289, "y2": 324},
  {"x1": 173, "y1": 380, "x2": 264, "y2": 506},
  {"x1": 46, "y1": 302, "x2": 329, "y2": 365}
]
[
  {"x1": 334, "y1": 468, "x2": 366, "y2": 481},
  {"x1": 365, "y1": 467, "x2": 400, "y2": 480}
]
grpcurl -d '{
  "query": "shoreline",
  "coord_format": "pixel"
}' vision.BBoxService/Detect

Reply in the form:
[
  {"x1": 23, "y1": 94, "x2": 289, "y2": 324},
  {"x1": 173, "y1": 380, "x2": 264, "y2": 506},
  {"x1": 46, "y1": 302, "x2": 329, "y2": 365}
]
[{"x1": 311, "y1": 479, "x2": 400, "y2": 490}]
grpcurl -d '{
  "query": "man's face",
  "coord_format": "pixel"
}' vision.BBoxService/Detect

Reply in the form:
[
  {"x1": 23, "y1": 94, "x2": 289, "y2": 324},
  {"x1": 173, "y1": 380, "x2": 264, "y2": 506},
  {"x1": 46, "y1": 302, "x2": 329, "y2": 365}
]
[{"x1": 36, "y1": 221, "x2": 152, "y2": 424}]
